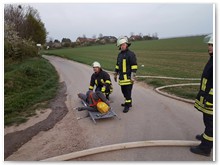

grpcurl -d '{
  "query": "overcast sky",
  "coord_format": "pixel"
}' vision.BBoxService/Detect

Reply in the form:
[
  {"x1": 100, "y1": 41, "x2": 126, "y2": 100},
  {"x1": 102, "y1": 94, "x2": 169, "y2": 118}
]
[{"x1": 20, "y1": 3, "x2": 213, "y2": 41}]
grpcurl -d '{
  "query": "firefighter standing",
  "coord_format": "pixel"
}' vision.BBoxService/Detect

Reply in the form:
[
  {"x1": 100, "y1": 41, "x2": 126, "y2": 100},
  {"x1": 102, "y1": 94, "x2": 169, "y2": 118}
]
[
  {"x1": 114, "y1": 36, "x2": 138, "y2": 113},
  {"x1": 89, "y1": 61, "x2": 113, "y2": 100},
  {"x1": 190, "y1": 34, "x2": 213, "y2": 156}
]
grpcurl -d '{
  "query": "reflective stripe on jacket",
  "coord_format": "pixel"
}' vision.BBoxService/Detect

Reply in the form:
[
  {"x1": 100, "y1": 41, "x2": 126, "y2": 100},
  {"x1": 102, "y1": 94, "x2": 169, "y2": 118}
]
[
  {"x1": 194, "y1": 56, "x2": 213, "y2": 115},
  {"x1": 115, "y1": 49, "x2": 138, "y2": 86},
  {"x1": 89, "y1": 69, "x2": 113, "y2": 93}
]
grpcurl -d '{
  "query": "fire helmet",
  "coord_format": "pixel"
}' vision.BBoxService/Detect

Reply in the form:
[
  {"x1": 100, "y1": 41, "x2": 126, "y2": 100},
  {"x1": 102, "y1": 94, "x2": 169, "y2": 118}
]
[
  {"x1": 204, "y1": 34, "x2": 213, "y2": 44},
  {"x1": 92, "y1": 61, "x2": 101, "y2": 68},
  {"x1": 116, "y1": 36, "x2": 131, "y2": 47}
]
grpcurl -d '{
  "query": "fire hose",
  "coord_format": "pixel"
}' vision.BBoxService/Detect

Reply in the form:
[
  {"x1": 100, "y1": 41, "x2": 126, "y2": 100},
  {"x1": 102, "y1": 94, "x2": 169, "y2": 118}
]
[
  {"x1": 135, "y1": 76, "x2": 200, "y2": 104},
  {"x1": 42, "y1": 140, "x2": 200, "y2": 161}
]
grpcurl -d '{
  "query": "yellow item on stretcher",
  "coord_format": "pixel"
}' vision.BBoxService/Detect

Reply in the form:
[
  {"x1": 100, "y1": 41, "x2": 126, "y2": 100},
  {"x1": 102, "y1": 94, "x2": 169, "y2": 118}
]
[{"x1": 97, "y1": 102, "x2": 110, "y2": 114}]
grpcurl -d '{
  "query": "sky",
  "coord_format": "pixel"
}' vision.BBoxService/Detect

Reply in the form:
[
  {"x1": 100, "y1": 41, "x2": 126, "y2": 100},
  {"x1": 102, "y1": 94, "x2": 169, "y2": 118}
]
[{"x1": 18, "y1": 3, "x2": 213, "y2": 42}]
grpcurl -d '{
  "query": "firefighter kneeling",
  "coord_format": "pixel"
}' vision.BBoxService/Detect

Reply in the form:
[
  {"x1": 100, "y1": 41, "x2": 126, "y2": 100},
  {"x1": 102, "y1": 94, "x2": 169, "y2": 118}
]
[{"x1": 89, "y1": 61, "x2": 113, "y2": 100}]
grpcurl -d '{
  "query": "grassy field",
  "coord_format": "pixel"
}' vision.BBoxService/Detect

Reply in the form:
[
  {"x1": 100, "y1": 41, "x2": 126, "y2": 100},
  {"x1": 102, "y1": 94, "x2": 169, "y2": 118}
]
[
  {"x1": 4, "y1": 57, "x2": 59, "y2": 126},
  {"x1": 44, "y1": 36, "x2": 209, "y2": 100}
]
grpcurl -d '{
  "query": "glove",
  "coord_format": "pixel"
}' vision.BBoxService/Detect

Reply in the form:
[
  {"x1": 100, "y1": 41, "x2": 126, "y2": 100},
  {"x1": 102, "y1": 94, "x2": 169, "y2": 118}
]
[
  {"x1": 114, "y1": 72, "x2": 118, "y2": 82},
  {"x1": 105, "y1": 85, "x2": 110, "y2": 94},
  {"x1": 131, "y1": 72, "x2": 136, "y2": 83}
]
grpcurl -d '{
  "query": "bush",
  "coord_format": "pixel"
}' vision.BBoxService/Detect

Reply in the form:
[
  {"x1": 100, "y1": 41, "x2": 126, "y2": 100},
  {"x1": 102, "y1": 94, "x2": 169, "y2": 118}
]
[
  {"x1": 19, "y1": 39, "x2": 38, "y2": 58},
  {"x1": 4, "y1": 22, "x2": 38, "y2": 61}
]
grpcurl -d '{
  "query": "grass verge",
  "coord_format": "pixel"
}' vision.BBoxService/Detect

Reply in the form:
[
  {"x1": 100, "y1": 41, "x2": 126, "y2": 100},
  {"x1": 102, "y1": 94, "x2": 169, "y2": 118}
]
[{"x1": 4, "y1": 57, "x2": 59, "y2": 126}]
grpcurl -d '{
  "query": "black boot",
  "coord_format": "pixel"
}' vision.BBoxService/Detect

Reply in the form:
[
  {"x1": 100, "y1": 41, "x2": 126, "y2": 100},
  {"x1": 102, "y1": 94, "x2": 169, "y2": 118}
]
[
  {"x1": 190, "y1": 146, "x2": 211, "y2": 156},
  {"x1": 106, "y1": 94, "x2": 109, "y2": 100},
  {"x1": 196, "y1": 134, "x2": 203, "y2": 141},
  {"x1": 121, "y1": 103, "x2": 132, "y2": 107},
  {"x1": 123, "y1": 105, "x2": 130, "y2": 113}
]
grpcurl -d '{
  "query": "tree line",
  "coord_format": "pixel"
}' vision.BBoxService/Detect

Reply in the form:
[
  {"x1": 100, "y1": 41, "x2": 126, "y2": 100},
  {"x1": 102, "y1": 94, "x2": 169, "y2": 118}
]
[
  {"x1": 4, "y1": 4, "x2": 47, "y2": 61},
  {"x1": 47, "y1": 33, "x2": 159, "y2": 49},
  {"x1": 4, "y1": 4, "x2": 159, "y2": 53}
]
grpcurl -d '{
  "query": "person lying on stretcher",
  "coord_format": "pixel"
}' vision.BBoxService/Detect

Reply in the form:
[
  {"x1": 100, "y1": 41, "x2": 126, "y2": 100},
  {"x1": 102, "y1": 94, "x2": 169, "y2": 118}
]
[{"x1": 77, "y1": 90, "x2": 111, "y2": 113}]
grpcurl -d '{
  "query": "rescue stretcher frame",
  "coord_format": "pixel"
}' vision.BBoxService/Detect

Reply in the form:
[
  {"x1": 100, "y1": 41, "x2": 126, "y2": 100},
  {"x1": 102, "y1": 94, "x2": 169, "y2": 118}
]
[{"x1": 81, "y1": 99, "x2": 120, "y2": 124}]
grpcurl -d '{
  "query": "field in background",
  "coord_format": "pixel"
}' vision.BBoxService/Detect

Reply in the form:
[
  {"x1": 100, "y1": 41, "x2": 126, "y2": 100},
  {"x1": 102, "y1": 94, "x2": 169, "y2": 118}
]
[{"x1": 44, "y1": 36, "x2": 209, "y2": 100}]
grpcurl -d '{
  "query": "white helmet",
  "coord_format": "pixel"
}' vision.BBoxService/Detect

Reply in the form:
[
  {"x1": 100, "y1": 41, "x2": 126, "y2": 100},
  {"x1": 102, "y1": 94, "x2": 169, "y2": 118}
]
[
  {"x1": 204, "y1": 34, "x2": 213, "y2": 44},
  {"x1": 116, "y1": 36, "x2": 131, "y2": 47},
  {"x1": 92, "y1": 61, "x2": 101, "y2": 68}
]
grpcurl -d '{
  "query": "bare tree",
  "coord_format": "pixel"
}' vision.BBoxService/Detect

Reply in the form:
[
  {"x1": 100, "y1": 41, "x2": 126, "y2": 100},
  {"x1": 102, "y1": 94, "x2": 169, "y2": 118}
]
[
  {"x1": 4, "y1": 4, "x2": 47, "y2": 44},
  {"x1": 4, "y1": 4, "x2": 25, "y2": 36},
  {"x1": 92, "y1": 35, "x2": 96, "y2": 39},
  {"x1": 130, "y1": 32, "x2": 134, "y2": 37},
  {"x1": 152, "y1": 32, "x2": 158, "y2": 38},
  {"x1": 99, "y1": 33, "x2": 103, "y2": 38},
  {"x1": 139, "y1": 33, "x2": 143, "y2": 37}
]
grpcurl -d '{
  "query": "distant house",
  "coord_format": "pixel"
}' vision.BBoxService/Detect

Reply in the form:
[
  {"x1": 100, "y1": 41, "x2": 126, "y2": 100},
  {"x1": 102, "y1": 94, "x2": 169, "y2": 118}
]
[
  {"x1": 76, "y1": 37, "x2": 86, "y2": 43},
  {"x1": 142, "y1": 35, "x2": 159, "y2": 40},
  {"x1": 75, "y1": 36, "x2": 117, "y2": 46},
  {"x1": 96, "y1": 36, "x2": 117, "y2": 44},
  {"x1": 109, "y1": 36, "x2": 117, "y2": 43},
  {"x1": 76, "y1": 37, "x2": 96, "y2": 45},
  {"x1": 52, "y1": 42, "x2": 62, "y2": 48},
  {"x1": 46, "y1": 41, "x2": 53, "y2": 48},
  {"x1": 46, "y1": 40, "x2": 62, "y2": 49},
  {"x1": 129, "y1": 35, "x2": 143, "y2": 41},
  {"x1": 61, "y1": 38, "x2": 72, "y2": 47}
]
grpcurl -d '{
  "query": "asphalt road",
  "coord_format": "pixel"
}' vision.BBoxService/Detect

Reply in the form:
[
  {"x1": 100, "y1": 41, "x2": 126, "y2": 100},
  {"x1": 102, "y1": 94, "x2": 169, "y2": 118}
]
[
  {"x1": 6, "y1": 55, "x2": 212, "y2": 161},
  {"x1": 42, "y1": 55, "x2": 212, "y2": 161}
]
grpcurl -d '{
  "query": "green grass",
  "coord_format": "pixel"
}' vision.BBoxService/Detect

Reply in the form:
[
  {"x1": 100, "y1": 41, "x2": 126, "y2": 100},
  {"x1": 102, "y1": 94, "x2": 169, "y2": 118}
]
[
  {"x1": 44, "y1": 35, "x2": 208, "y2": 100},
  {"x1": 137, "y1": 77, "x2": 200, "y2": 100},
  {"x1": 43, "y1": 44, "x2": 118, "y2": 71},
  {"x1": 4, "y1": 57, "x2": 59, "y2": 126},
  {"x1": 162, "y1": 85, "x2": 200, "y2": 100}
]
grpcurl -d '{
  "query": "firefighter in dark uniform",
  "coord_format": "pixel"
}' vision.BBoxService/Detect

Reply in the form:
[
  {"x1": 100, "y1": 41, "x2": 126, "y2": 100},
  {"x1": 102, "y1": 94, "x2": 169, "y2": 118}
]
[
  {"x1": 114, "y1": 36, "x2": 138, "y2": 113},
  {"x1": 190, "y1": 34, "x2": 213, "y2": 156},
  {"x1": 89, "y1": 61, "x2": 113, "y2": 100}
]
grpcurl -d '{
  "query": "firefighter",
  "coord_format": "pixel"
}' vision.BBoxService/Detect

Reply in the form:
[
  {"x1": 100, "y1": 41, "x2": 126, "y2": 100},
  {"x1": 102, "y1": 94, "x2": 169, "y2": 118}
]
[
  {"x1": 190, "y1": 34, "x2": 213, "y2": 156},
  {"x1": 114, "y1": 36, "x2": 138, "y2": 113},
  {"x1": 89, "y1": 61, "x2": 113, "y2": 100}
]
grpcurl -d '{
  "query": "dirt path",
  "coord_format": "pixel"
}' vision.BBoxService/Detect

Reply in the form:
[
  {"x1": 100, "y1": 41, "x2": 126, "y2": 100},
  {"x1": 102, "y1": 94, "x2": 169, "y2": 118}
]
[
  {"x1": 4, "y1": 83, "x2": 68, "y2": 158},
  {"x1": 5, "y1": 55, "x2": 212, "y2": 161}
]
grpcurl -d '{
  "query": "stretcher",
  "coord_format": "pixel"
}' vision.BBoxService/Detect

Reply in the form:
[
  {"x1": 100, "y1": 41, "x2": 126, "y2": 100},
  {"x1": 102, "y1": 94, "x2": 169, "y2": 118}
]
[{"x1": 80, "y1": 99, "x2": 120, "y2": 124}]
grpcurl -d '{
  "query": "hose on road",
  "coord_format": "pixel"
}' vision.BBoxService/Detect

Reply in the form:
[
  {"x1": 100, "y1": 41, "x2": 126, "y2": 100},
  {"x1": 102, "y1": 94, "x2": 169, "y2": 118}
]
[
  {"x1": 136, "y1": 75, "x2": 200, "y2": 81},
  {"x1": 154, "y1": 83, "x2": 200, "y2": 104},
  {"x1": 135, "y1": 75, "x2": 200, "y2": 104},
  {"x1": 42, "y1": 140, "x2": 200, "y2": 161}
]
